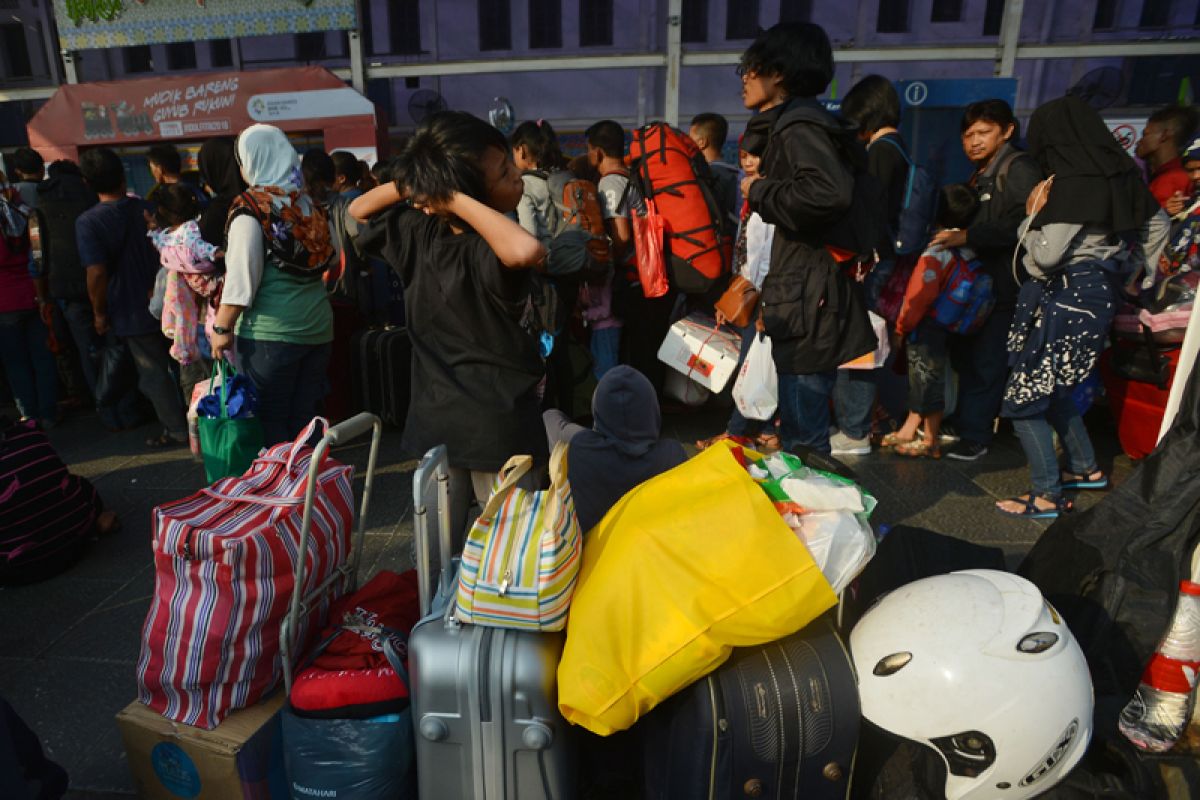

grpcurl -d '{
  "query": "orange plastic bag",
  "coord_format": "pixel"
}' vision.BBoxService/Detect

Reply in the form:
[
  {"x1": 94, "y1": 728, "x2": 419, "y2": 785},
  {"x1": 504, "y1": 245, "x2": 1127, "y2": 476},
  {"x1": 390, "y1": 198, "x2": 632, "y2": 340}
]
[{"x1": 631, "y1": 197, "x2": 670, "y2": 299}]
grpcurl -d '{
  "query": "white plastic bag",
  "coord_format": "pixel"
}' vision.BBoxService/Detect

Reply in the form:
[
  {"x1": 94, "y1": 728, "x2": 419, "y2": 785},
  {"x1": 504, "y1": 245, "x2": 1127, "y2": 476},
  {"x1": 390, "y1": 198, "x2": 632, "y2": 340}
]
[
  {"x1": 732, "y1": 333, "x2": 778, "y2": 421},
  {"x1": 781, "y1": 511, "x2": 876, "y2": 595}
]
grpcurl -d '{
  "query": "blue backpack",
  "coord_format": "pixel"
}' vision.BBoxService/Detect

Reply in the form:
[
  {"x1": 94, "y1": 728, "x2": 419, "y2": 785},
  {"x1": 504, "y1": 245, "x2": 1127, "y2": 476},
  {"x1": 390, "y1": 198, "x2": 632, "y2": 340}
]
[
  {"x1": 872, "y1": 137, "x2": 937, "y2": 256},
  {"x1": 932, "y1": 250, "x2": 995, "y2": 334}
]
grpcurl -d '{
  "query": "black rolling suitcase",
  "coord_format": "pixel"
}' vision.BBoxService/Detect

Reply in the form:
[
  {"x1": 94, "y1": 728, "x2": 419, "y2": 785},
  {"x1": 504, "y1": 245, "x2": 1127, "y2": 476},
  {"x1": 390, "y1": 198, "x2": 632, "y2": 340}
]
[
  {"x1": 640, "y1": 616, "x2": 859, "y2": 800},
  {"x1": 351, "y1": 327, "x2": 411, "y2": 427}
]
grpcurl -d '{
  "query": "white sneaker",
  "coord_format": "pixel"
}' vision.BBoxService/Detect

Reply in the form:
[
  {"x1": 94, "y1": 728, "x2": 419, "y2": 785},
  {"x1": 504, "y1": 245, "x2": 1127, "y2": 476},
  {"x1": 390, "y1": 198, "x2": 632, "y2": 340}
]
[{"x1": 830, "y1": 431, "x2": 871, "y2": 456}]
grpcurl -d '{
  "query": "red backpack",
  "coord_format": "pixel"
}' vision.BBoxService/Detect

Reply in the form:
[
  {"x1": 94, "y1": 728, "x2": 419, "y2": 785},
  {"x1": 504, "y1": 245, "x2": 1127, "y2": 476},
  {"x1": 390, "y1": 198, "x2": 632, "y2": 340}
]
[{"x1": 628, "y1": 123, "x2": 731, "y2": 295}]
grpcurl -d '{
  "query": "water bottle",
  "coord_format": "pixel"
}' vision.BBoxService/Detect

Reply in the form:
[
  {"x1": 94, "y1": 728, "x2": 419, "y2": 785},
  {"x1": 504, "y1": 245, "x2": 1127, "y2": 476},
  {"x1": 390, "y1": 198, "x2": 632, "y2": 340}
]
[{"x1": 1119, "y1": 580, "x2": 1200, "y2": 752}]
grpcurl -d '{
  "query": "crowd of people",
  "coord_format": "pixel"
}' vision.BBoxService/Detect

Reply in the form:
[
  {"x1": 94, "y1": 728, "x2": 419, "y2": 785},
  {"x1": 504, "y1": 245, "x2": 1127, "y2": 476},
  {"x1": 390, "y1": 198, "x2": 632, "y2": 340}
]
[{"x1": 0, "y1": 20, "x2": 1198, "y2": 525}]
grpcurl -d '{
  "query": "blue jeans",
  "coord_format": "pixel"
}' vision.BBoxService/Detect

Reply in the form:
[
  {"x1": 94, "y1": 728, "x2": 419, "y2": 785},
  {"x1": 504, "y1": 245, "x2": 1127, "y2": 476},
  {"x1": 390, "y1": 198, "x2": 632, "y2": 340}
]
[
  {"x1": 124, "y1": 333, "x2": 188, "y2": 440},
  {"x1": 238, "y1": 338, "x2": 332, "y2": 447},
  {"x1": 590, "y1": 327, "x2": 621, "y2": 381},
  {"x1": 0, "y1": 309, "x2": 58, "y2": 421},
  {"x1": 778, "y1": 370, "x2": 837, "y2": 454},
  {"x1": 834, "y1": 369, "x2": 877, "y2": 440},
  {"x1": 1011, "y1": 393, "x2": 1098, "y2": 497},
  {"x1": 949, "y1": 306, "x2": 1014, "y2": 446}
]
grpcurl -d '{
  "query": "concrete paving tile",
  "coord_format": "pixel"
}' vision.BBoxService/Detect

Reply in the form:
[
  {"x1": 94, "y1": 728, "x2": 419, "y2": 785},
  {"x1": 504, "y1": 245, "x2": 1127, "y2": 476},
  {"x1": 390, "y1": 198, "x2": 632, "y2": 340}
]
[
  {"x1": 0, "y1": 579, "x2": 125, "y2": 659},
  {"x1": 898, "y1": 495, "x2": 1045, "y2": 544},
  {"x1": 40, "y1": 578, "x2": 152, "y2": 665},
  {"x1": 2, "y1": 659, "x2": 138, "y2": 795}
]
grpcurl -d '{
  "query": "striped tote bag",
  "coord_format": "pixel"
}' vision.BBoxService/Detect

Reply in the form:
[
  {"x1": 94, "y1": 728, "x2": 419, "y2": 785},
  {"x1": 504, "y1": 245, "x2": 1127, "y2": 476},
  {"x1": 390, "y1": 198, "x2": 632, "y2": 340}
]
[
  {"x1": 454, "y1": 442, "x2": 582, "y2": 632},
  {"x1": 136, "y1": 418, "x2": 353, "y2": 729}
]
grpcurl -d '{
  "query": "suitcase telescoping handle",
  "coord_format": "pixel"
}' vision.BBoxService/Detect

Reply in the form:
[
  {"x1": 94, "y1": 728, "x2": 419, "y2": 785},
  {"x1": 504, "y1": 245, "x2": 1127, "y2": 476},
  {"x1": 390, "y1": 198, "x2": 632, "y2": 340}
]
[
  {"x1": 413, "y1": 445, "x2": 454, "y2": 617},
  {"x1": 280, "y1": 412, "x2": 383, "y2": 694}
]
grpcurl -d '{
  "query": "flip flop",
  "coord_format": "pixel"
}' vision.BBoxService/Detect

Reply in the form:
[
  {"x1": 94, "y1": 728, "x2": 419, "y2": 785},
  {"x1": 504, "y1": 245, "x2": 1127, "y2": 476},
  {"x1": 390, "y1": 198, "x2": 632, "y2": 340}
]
[
  {"x1": 145, "y1": 432, "x2": 187, "y2": 449},
  {"x1": 996, "y1": 492, "x2": 1072, "y2": 519},
  {"x1": 1060, "y1": 469, "x2": 1109, "y2": 491}
]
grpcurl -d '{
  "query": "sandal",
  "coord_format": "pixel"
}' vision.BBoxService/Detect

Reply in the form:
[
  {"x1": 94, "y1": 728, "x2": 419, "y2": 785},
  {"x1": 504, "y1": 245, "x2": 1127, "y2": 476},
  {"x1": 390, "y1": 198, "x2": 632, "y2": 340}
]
[
  {"x1": 1061, "y1": 469, "x2": 1109, "y2": 491},
  {"x1": 996, "y1": 492, "x2": 1073, "y2": 519},
  {"x1": 145, "y1": 432, "x2": 187, "y2": 449},
  {"x1": 894, "y1": 438, "x2": 940, "y2": 458},
  {"x1": 695, "y1": 432, "x2": 752, "y2": 451},
  {"x1": 880, "y1": 431, "x2": 916, "y2": 448}
]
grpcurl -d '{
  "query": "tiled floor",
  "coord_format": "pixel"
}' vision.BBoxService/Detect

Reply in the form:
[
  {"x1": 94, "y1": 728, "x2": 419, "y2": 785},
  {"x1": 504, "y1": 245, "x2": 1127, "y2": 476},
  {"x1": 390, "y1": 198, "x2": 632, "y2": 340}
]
[{"x1": 0, "y1": 400, "x2": 1135, "y2": 798}]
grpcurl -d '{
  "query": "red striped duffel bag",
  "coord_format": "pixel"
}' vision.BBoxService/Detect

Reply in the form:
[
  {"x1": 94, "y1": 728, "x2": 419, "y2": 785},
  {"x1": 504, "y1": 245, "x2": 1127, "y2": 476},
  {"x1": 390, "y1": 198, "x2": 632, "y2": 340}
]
[{"x1": 136, "y1": 418, "x2": 353, "y2": 729}]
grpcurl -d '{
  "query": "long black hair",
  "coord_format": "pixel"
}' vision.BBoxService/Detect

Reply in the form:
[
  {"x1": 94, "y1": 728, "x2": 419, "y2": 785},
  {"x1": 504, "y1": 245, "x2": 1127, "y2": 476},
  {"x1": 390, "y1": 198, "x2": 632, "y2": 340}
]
[{"x1": 510, "y1": 119, "x2": 566, "y2": 171}]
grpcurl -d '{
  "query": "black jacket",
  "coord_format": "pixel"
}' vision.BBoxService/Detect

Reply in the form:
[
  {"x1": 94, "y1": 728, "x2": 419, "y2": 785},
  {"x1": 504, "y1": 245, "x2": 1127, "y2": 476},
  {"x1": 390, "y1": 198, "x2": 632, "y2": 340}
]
[
  {"x1": 35, "y1": 174, "x2": 98, "y2": 302},
  {"x1": 748, "y1": 98, "x2": 876, "y2": 374},
  {"x1": 966, "y1": 143, "x2": 1042, "y2": 311}
]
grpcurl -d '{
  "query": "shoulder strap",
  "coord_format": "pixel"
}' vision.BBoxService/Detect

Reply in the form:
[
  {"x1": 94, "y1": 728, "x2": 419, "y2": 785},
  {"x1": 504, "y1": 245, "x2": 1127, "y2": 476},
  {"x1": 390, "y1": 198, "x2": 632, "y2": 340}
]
[{"x1": 870, "y1": 135, "x2": 915, "y2": 168}]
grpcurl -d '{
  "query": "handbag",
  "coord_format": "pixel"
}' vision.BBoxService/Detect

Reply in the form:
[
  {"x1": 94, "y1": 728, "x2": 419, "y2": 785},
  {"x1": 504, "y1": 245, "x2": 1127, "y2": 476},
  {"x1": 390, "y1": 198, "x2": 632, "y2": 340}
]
[
  {"x1": 454, "y1": 442, "x2": 582, "y2": 632},
  {"x1": 137, "y1": 418, "x2": 354, "y2": 729},
  {"x1": 197, "y1": 359, "x2": 265, "y2": 484},
  {"x1": 714, "y1": 273, "x2": 760, "y2": 328}
]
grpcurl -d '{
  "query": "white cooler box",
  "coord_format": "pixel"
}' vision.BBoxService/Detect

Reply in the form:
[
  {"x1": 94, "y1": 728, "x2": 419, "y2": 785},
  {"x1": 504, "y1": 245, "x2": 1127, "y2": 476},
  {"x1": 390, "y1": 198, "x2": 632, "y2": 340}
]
[{"x1": 657, "y1": 314, "x2": 742, "y2": 393}]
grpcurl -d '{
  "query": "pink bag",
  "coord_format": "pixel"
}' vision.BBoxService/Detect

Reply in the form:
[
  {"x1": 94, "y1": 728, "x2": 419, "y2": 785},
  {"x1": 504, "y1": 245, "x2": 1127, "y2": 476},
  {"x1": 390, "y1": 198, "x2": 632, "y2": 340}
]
[{"x1": 136, "y1": 418, "x2": 353, "y2": 729}]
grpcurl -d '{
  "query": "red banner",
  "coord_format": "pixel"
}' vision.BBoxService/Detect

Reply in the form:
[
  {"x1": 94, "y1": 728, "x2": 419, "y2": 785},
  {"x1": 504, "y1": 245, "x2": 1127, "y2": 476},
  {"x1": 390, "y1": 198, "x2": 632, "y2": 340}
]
[{"x1": 28, "y1": 66, "x2": 378, "y2": 163}]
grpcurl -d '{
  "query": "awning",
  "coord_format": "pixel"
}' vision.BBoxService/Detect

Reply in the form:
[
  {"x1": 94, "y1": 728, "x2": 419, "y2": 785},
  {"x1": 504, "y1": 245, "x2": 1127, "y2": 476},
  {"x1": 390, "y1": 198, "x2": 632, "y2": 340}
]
[{"x1": 27, "y1": 66, "x2": 380, "y2": 163}]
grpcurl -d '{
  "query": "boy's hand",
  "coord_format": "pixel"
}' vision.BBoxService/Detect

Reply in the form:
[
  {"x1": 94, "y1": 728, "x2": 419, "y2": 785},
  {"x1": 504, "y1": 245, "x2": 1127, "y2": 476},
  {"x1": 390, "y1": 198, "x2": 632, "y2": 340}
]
[
  {"x1": 740, "y1": 175, "x2": 760, "y2": 199},
  {"x1": 1026, "y1": 176, "x2": 1054, "y2": 217},
  {"x1": 930, "y1": 228, "x2": 967, "y2": 250},
  {"x1": 1165, "y1": 191, "x2": 1187, "y2": 217}
]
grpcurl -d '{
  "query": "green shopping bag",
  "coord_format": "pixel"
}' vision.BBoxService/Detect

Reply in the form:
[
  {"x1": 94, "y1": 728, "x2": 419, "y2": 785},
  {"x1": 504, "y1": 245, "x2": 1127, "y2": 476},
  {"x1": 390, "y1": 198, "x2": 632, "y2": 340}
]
[{"x1": 198, "y1": 360, "x2": 265, "y2": 484}]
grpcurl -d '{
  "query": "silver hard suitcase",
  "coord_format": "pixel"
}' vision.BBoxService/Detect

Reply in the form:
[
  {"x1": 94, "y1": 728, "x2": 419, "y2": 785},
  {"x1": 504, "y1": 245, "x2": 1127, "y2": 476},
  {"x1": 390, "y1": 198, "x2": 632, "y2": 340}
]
[{"x1": 409, "y1": 446, "x2": 578, "y2": 800}]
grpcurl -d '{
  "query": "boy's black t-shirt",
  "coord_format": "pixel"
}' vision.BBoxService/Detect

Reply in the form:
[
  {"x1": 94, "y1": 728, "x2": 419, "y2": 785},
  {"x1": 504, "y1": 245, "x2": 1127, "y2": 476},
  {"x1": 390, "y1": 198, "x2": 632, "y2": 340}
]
[{"x1": 361, "y1": 206, "x2": 548, "y2": 471}]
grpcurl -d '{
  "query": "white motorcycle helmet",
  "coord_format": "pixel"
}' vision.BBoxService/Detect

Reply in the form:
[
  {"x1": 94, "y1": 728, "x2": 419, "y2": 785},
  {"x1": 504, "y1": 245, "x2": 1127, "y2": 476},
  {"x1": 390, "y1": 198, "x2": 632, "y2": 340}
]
[{"x1": 850, "y1": 569, "x2": 1094, "y2": 800}]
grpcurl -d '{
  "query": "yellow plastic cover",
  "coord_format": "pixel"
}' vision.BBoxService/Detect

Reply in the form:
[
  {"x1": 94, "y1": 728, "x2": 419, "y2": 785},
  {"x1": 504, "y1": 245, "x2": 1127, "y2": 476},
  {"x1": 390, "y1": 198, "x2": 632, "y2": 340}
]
[{"x1": 557, "y1": 441, "x2": 837, "y2": 735}]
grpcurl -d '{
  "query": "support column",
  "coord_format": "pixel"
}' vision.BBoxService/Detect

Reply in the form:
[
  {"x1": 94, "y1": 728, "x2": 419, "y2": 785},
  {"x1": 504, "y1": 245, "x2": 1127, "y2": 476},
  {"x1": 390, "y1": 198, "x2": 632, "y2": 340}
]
[
  {"x1": 664, "y1": 0, "x2": 682, "y2": 127},
  {"x1": 61, "y1": 50, "x2": 78, "y2": 84},
  {"x1": 995, "y1": 0, "x2": 1025, "y2": 77},
  {"x1": 349, "y1": 30, "x2": 366, "y2": 94},
  {"x1": 349, "y1": 0, "x2": 366, "y2": 93}
]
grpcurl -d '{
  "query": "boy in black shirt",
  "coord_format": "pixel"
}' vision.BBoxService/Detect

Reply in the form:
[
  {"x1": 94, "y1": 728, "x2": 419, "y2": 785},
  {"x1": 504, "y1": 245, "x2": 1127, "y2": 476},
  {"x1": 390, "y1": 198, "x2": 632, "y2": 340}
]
[{"x1": 351, "y1": 111, "x2": 548, "y2": 525}]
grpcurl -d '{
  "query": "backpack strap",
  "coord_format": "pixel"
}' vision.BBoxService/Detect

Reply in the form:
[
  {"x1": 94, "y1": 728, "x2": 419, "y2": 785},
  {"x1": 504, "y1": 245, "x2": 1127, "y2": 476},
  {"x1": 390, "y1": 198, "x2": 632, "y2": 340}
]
[{"x1": 871, "y1": 136, "x2": 919, "y2": 212}]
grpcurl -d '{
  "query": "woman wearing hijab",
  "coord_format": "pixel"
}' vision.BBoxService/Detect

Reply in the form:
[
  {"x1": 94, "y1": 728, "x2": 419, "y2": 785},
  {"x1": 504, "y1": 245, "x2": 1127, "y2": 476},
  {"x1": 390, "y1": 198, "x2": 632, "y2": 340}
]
[
  {"x1": 996, "y1": 95, "x2": 1170, "y2": 519},
  {"x1": 196, "y1": 137, "x2": 246, "y2": 251},
  {"x1": 209, "y1": 124, "x2": 335, "y2": 446}
]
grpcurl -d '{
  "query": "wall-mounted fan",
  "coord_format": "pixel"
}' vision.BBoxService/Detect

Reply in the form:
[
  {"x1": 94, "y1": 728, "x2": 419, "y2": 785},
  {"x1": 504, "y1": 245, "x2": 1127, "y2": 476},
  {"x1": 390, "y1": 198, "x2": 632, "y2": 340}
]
[
  {"x1": 488, "y1": 97, "x2": 515, "y2": 134},
  {"x1": 408, "y1": 89, "x2": 448, "y2": 124}
]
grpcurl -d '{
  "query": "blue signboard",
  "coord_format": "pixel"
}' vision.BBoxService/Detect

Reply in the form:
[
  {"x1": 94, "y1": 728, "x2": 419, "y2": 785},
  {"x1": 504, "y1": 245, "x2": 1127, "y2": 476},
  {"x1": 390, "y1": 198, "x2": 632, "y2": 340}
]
[
  {"x1": 896, "y1": 78, "x2": 1022, "y2": 185},
  {"x1": 895, "y1": 78, "x2": 1019, "y2": 110}
]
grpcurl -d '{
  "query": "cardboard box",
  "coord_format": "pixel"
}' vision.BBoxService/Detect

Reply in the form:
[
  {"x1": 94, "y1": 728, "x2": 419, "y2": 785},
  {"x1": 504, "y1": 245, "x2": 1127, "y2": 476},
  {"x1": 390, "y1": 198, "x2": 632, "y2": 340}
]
[
  {"x1": 657, "y1": 314, "x2": 742, "y2": 393},
  {"x1": 116, "y1": 695, "x2": 287, "y2": 799}
]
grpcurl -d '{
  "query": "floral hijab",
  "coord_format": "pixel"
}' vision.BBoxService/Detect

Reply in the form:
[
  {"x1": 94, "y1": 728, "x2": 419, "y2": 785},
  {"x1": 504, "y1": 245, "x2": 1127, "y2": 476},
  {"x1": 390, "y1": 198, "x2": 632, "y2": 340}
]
[{"x1": 227, "y1": 124, "x2": 333, "y2": 278}]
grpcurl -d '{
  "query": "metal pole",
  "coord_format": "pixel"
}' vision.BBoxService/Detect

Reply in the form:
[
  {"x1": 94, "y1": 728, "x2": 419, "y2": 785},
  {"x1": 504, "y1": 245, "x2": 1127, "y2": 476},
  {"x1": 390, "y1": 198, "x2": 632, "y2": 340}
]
[
  {"x1": 348, "y1": 0, "x2": 366, "y2": 94},
  {"x1": 996, "y1": 0, "x2": 1026, "y2": 77},
  {"x1": 664, "y1": 0, "x2": 683, "y2": 128},
  {"x1": 349, "y1": 30, "x2": 366, "y2": 94},
  {"x1": 61, "y1": 50, "x2": 78, "y2": 84}
]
